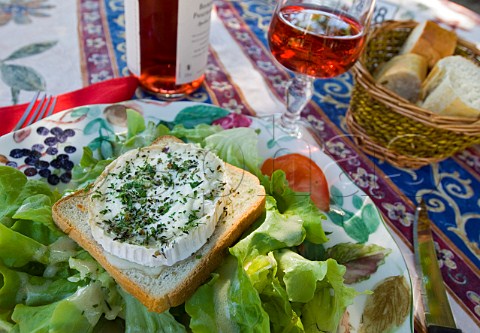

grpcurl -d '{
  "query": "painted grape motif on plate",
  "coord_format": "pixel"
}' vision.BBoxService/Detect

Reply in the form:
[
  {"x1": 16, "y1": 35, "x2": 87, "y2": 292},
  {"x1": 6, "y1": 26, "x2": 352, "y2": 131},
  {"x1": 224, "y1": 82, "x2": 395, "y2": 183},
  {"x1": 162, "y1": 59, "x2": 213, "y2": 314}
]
[{"x1": 6, "y1": 125, "x2": 77, "y2": 185}]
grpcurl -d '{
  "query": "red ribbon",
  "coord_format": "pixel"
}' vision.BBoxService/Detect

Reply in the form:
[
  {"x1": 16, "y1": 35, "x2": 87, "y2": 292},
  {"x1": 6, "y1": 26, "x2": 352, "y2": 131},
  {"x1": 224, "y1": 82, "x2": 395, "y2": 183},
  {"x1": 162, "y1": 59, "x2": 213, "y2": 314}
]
[{"x1": 0, "y1": 76, "x2": 139, "y2": 136}]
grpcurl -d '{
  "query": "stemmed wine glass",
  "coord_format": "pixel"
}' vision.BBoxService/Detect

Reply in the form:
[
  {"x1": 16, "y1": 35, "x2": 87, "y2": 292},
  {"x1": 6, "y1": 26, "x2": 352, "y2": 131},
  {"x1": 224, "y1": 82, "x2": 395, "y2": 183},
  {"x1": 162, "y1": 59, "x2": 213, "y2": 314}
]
[{"x1": 267, "y1": 0, "x2": 376, "y2": 142}]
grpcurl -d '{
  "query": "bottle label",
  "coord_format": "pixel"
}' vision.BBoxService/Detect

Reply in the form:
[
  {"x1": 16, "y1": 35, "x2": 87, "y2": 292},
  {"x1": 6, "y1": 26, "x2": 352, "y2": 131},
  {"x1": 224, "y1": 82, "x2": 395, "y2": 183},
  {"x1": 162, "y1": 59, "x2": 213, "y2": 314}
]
[
  {"x1": 125, "y1": 0, "x2": 140, "y2": 77},
  {"x1": 124, "y1": 0, "x2": 213, "y2": 85},
  {"x1": 176, "y1": 0, "x2": 213, "y2": 84}
]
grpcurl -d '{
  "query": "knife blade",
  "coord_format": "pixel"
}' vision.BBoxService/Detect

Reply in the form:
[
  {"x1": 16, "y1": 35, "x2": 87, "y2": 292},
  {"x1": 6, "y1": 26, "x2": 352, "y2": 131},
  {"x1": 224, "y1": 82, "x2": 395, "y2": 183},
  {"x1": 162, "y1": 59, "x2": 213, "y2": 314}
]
[{"x1": 413, "y1": 200, "x2": 462, "y2": 333}]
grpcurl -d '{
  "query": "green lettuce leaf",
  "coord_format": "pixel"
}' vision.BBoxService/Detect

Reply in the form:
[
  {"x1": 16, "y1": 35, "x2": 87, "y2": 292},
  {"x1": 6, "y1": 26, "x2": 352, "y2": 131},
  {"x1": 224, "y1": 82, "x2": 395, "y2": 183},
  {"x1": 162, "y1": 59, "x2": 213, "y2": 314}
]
[
  {"x1": 12, "y1": 194, "x2": 57, "y2": 231},
  {"x1": 0, "y1": 166, "x2": 56, "y2": 220},
  {"x1": 186, "y1": 256, "x2": 269, "y2": 333},
  {"x1": 285, "y1": 200, "x2": 328, "y2": 245},
  {"x1": 0, "y1": 223, "x2": 48, "y2": 267},
  {"x1": 205, "y1": 127, "x2": 263, "y2": 176},
  {"x1": 301, "y1": 258, "x2": 359, "y2": 333},
  {"x1": 119, "y1": 121, "x2": 168, "y2": 154},
  {"x1": 12, "y1": 300, "x2": 94, "y2": 333},
  {"x1": 119, "y1": 287, "x2": 187, "y2": 333},
  {"x1": 10, "y1": 219, "x2": 60, "y2": 246},
  {"x1": 0, "y1": 166, "x2": 28, "y2": 219},
  {"x1": 0, "y1": 263, "x2": 26, "y2": 309},
  {"x1": 11, "y1": 282, "x2": 109, "y2": 333},
  {"x1": 263, "y1": 169, "x2": 295, "y2": 211},
  {"x1": 0, "y1": 263, "x2": 79, "y2": 309},
  {"x1": 66, "y1": 251, "x2": 124, "y2": 319},
  {"x1": 244, "y1": 252, "x2": 277, "y2": 293},
  {"x1": 71, "y1": 147, "x2": 113, "y2": 189},
  {"x1": 274, "y1": 249, "x2": 328, "y2": 303},
  {"x1": 0, "y1": 309, "x2": 14, "y2": 332},
  {"x1": 266, "y1": 170, "x2": 328, "y2": 244},
  {"x1": 272, "y1": 250, "x2": 359, "y2": 332},
  {"x1": 230, "y1": 197, "x2": 305, "y2": 264},
  {"x1": 229, "y1": 257, "x2": 270, "y2": 333},
  {"x1": 126, "y1": 108, "x2": 146, "y2": 139},
  {"x1": 170, "y1": 124, "x2": 223, "y2": 145},
  {"x1": 260, "y1": 278, "x2": 304, "y2": 333},
  {"x1": 185, "y1": 274, "x2": 222, "y2": 333}
]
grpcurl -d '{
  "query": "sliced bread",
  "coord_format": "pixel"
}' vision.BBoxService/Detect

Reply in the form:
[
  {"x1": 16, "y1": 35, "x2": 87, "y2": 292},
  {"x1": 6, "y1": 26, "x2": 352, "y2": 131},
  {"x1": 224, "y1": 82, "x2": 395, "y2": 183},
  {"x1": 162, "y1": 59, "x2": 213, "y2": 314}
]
[
  {"x1": 400, "y1": 20, "x2": 457, "y2": 68},
  {"x1": 421, "y1": 55, "x2": 480, "y2": 118},
  {"x1": 52, "y1": 137, "x2": 266, "y2": 313},
  {"x1": 374, "y1": 53, "x2": 428, "y2": 102}
]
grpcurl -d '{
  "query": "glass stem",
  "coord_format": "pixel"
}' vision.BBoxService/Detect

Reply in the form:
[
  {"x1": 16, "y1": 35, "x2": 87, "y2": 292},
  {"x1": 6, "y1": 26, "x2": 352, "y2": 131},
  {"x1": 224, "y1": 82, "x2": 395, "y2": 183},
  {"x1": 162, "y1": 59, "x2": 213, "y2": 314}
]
[{"x1": 281, "y1": 74, "x2": 314, "y2": 134}]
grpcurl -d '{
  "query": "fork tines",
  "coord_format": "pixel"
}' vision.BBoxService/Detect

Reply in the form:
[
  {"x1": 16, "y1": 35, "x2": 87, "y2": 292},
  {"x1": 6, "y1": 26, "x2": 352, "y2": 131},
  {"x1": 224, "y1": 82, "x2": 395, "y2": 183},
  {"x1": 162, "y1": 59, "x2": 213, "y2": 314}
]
[{"x1": 14, "y1": 92, "x2": 57, "y2": 131}]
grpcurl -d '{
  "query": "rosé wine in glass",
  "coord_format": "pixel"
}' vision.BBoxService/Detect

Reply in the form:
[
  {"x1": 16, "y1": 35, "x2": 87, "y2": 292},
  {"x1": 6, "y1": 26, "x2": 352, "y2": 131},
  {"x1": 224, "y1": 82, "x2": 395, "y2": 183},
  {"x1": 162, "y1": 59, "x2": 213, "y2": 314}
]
[
  {"x1": 269, "y1": 5, "x2": 366, "y2": 78},
  {"x1": 266, "y1": 0, "x2": 375, "y2": 138}
]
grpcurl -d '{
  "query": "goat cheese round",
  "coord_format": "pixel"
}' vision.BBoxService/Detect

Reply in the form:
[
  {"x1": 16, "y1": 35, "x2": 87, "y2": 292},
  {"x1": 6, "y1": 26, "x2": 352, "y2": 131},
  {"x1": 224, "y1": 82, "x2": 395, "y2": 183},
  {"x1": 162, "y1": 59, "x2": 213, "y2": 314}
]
[{"x1": 88, "y1": 141, "x2": 231, "y2": 267}]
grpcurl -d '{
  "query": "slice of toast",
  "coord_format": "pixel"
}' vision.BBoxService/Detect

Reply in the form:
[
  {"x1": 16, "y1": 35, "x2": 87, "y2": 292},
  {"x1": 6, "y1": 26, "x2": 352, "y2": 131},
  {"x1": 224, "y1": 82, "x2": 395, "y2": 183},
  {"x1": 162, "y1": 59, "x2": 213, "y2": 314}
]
[{"x1": 52, "y1": 137, "x2": 266, "y2": 313}]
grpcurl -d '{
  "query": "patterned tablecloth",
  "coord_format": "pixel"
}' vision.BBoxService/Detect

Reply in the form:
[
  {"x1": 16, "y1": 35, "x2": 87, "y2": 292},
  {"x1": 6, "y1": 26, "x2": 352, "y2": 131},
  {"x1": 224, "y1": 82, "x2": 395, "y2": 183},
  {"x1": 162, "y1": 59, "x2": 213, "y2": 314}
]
[{"x1": 0, "y1": 0, "x2": 479, "y2": 332}]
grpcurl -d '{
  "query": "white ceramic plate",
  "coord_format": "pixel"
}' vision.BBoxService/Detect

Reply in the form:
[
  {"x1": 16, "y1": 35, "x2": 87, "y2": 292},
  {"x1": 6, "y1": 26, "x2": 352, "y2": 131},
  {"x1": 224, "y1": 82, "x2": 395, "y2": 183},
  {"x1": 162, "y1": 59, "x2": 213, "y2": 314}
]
[{"x1": 0, "y1": 100, "x2": 413, "y2": 332}]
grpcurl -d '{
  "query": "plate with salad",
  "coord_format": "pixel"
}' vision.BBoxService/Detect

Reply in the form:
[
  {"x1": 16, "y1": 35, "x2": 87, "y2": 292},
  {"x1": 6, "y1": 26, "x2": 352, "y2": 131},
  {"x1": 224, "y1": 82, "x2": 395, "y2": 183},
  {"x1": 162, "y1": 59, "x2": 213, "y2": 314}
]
[{"x1": 0, "y1": 100, "x2": 413, "y2": 333}]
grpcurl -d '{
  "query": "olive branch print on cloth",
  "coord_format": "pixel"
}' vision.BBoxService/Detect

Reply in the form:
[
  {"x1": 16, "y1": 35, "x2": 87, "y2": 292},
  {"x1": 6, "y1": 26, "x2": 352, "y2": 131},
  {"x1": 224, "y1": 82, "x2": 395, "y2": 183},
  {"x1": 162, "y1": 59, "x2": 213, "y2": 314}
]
[
  {"x1": 1, "y1": 41, "x2": 58, "y2": 104},
  {"x1": 0, "y1": 1, "x2": 56, "y2": 104},
  {"x1": 0, "y1": 0, "x2": 54, "y2": 26}
]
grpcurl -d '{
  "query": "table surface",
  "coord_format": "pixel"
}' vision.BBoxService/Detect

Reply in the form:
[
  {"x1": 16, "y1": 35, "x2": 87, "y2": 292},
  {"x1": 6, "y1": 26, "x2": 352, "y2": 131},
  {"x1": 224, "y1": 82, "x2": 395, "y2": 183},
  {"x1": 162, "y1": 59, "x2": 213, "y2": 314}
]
[{"x1": 0, "y1": 0, "x2": 479, "y2": 332}]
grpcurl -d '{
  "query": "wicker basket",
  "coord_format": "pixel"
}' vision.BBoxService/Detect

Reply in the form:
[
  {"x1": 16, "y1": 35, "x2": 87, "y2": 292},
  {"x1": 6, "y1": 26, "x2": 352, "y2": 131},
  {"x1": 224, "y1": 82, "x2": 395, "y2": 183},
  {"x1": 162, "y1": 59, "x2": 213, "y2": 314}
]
[{"x1": 347, "y1": 20, "x2": 480, "y2": 169}]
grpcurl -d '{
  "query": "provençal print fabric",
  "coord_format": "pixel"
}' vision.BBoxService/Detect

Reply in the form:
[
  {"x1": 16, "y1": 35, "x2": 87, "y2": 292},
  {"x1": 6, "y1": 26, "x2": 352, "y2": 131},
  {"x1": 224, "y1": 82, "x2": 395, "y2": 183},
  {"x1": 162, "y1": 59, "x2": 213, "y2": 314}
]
[{"x1": 0, "y1": 0, "x2": 479, "y2": 330}]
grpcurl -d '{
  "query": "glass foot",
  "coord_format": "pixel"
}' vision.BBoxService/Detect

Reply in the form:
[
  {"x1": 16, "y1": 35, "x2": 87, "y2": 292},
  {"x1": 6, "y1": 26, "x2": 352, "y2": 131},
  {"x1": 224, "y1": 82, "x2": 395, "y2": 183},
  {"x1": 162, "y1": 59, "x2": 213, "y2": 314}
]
[{"x1": 262, "y1": 113, "x2": 325, "y2": 152}]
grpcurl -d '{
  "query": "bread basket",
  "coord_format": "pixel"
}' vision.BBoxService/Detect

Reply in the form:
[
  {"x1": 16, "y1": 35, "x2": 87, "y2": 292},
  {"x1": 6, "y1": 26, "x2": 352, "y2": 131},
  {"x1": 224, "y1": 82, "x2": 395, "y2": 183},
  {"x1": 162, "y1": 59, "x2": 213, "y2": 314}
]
[{"x1": 347, "y1": 20, "x2": 480, "y2": 169}]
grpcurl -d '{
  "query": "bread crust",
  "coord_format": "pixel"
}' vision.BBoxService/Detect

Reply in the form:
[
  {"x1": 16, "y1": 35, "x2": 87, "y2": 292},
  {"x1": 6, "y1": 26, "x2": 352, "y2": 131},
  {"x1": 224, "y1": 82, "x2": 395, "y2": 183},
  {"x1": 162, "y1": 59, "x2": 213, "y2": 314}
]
[
  {"x1": 374, "y1": 53, "x2": 428, "y2": 102},
  {"x1": 401, "y1": 20, "x2": 457, "y2": 68},
  {"x1": 52, "y1": 155, "x2": 265, "y2": 313}
]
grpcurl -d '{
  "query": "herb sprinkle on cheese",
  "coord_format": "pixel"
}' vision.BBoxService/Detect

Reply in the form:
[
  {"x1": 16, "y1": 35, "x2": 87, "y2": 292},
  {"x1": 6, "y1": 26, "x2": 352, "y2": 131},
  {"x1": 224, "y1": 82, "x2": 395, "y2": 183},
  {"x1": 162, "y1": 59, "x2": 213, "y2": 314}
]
[{"x1": 88, "y1": 141, "x2": 231, "y2": 267}]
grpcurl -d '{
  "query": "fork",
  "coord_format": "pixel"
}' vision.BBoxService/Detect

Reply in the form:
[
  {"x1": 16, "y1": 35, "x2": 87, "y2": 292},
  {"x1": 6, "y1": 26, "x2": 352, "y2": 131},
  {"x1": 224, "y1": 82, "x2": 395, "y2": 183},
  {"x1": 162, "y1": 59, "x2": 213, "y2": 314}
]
[{"x1": 14, "y1": 92, "x2": 57, "y2": 131}]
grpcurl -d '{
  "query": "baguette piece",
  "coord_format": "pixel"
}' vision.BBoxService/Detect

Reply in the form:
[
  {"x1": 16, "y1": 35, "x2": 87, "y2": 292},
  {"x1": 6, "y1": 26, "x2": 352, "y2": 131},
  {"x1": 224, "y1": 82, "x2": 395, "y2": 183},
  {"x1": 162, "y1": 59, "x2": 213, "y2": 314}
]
[
  {"x1": 52, "y1": 136, "x2": 266, "y2": 313},
  {"x1": 374, "y1": 53, "x2": 428, "y2": 102},
  {"x1": 400, "y1": 20, "x2": 457, "y2": 68},
  {"x1": 421, "y1": 55, "x2": 480, "y2": 118}
]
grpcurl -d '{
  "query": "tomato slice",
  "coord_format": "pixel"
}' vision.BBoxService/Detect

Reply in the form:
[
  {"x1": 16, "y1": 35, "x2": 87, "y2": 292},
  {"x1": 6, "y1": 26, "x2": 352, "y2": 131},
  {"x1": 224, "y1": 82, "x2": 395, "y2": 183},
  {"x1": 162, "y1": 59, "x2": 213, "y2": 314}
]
[{"x1": 261, "y1": 153, "x2": 330, "y2": 212}]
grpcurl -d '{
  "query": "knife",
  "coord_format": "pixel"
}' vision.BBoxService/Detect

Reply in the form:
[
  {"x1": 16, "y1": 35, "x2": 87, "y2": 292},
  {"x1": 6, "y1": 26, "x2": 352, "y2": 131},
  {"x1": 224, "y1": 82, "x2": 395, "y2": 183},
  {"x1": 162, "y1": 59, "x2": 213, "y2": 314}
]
[{"x1": 413, "y1": 200, "x2": 462, "y2": 333}]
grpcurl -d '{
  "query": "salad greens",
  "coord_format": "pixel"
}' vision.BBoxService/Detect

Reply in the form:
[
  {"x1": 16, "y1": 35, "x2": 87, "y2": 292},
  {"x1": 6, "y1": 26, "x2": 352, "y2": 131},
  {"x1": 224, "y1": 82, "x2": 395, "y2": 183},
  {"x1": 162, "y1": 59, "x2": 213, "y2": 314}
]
[
  {"x1": 1, "y1": 108, "x2": 360, "y2": 333},
  {"x1": 204, "y1": 127, "x2": 264, "y2": 176},
  {"x1": 119, "y1": 288, "x2": 187, "y2": 333}
]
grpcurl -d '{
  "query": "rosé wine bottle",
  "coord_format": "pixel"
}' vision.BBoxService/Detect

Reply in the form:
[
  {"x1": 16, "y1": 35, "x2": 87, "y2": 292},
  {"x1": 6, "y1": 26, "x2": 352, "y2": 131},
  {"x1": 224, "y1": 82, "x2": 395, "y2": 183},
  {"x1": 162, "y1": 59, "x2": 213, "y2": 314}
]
[{"x1": 125, "y1": 0, "x2": 213, "y2": 100}]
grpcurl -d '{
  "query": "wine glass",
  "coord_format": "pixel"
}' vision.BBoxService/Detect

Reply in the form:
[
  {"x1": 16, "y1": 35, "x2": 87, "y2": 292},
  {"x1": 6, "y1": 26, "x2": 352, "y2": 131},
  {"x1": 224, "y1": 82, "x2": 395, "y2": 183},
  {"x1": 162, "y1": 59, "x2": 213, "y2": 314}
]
[{"x1": 267, "y1": 0, "x2": 376, "y2": 142}]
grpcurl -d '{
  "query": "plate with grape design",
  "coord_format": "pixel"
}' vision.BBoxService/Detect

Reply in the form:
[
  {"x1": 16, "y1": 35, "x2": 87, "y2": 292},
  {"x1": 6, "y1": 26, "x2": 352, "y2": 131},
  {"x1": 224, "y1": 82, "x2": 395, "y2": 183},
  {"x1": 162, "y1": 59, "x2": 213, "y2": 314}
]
[{"x1": 0, "y1": 100, "x2": 413, "y2": 333}]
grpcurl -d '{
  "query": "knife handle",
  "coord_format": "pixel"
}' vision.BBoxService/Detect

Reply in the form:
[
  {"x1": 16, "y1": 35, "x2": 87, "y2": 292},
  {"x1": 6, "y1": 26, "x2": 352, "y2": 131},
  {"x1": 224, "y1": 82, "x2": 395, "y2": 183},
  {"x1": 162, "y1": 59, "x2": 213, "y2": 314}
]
[{"x1": 427, "y1": 325, "x2": 462, "y2": 333}]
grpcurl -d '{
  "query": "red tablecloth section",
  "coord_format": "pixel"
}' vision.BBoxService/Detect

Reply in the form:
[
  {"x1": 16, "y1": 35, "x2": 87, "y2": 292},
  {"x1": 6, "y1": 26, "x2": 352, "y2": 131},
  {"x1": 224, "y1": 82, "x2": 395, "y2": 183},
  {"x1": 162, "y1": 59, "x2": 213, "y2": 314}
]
[{"x1": 0, "y1": 76, "x2": 139, "y2": 137}]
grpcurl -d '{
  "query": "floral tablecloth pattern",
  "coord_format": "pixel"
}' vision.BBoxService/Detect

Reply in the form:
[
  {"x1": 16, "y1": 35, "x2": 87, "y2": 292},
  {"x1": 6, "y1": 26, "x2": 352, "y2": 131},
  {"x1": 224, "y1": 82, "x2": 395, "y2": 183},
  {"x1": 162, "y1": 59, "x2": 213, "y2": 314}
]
[{"x1": 0, "y1": 0, "x2": 479, "y2": 331}]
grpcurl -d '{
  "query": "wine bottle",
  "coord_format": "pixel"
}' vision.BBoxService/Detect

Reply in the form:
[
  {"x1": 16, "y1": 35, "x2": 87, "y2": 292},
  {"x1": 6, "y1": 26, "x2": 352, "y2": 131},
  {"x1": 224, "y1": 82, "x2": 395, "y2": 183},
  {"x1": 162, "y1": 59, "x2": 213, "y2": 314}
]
[{"x1": 125, "y1": 0, "x2": 213, "y2": 100}]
